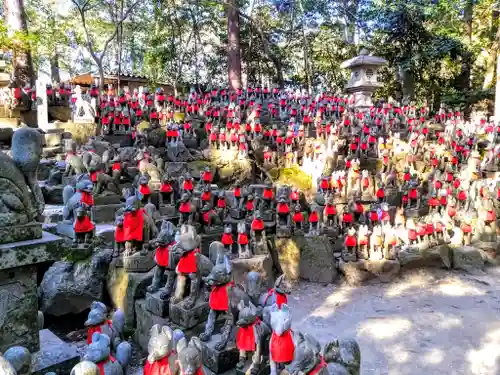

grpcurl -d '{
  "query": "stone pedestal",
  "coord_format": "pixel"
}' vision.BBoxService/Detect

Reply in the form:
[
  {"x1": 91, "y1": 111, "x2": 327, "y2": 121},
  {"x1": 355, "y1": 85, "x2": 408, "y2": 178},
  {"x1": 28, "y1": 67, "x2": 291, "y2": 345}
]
[
  {"x1": 106, "y1": 260, "x2": 154, "y2": 329},
  {"x1": 145, "y1": 290, "x2": 169, "y2": 317},
  {"x1": 0, "y1": 232, "x2": 63, "y2": 353},
  {"x1": 115, "y1": 252, "x2": 155, "y2": 272},
  {"x1": 236, "y1": 361, "x2": 270, "y2": 375},
  {"x1": 231, "y1": 255, "x2": 275, "y2": 289},
  {"x1": 201, "y1": 334, "x2": 240, "y2": 374},
  {"x1": 31, "y1": 329, "x2": 79, "y2": 375},
  {"x1": 92, "y1": 203, "x2": 122, "y2": 223},
  {"x1": 275, "y1": 238, "x2": 301, "y2": 281},
  {"x1": 296, "y1": 235, "x2": 338, "y2": 284},
  {"x1": 169, "y1": 299, "x2": 210, "y2": 329},
  {"x1": 159, "y1": 204, "x2": 176, "y2": 218}
]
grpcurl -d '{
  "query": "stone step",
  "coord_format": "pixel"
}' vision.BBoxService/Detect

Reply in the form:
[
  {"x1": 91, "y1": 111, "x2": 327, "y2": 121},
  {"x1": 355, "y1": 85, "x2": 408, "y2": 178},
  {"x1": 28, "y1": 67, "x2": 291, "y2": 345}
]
[{"x1": 31, "y1": 329, "x2": 80, "y2": 375}]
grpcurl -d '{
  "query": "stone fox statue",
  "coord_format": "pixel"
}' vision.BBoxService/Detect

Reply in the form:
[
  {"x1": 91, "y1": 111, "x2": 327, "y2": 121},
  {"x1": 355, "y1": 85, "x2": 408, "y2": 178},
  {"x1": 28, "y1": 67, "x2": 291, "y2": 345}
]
[
  {"x1": 144, "y1": 324, "x2": 185, "y2": 375},
  {"x1": 0, "y1": 127, "x2": 45, "y2": 233},
  {"x1": 85, "y1": 301, "x2": 125, "y2": 351},
  {"x1": 199, "y1": 249, "x2": 251, "y2": 350},
  {"x1": 235, "y1": 300, "x2": 271, "y2": 375},
  {"x1": 286, "y1": 333, "x2": 361, "y2": 375},
  {"x1": 76, "y1": 333, "x2": 131, "y2": 375},
  {"x1": 147, "y1": 220, "x2": 179, "y2": 299},
  {"x1": 174, "y1": 337, "x2": 205, "y2": 375},
  {"x1": 171, "y1": 225, "x2": 214, "y2": 309},
  {"x1": 63, "y1": 177, "x2": 94, "y2": 223}
]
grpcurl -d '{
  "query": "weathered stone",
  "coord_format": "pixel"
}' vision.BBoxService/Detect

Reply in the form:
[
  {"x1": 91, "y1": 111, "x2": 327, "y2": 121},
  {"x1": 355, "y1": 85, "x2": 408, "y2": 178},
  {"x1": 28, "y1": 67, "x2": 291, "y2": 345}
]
[
  {"x1": 231, "y1": 254, "x2": 275, "y2": 289},
  {"x1": 275, "y1": 238, "x2": 300, "y2": 281},
  {"x1": 115, "y1": 252, "x2": 155, "y2": 272},
  {"x1": 200, "y1": 334, "x2": 239, "y2": 374},
  {"x1": 397, "y1": 244, "x2": 452, "y2": 269},
  {"x1": 0, "y1": 222, "x2": 43, "y2": 246},
  {"x1": 106, "y1": 260, "x2": 154, "y2": 328},
  {"x1": 296, "y1": 235, "x2": 337, "y2": 284},
  {"x1": 41, "y1": 185, "x2": 64, "y2": 205},
  {"x1": 91, "y1": 204, "x2": 122, "y2": 223},
  {"x1": 134, "y1": 298, "x2": 207, "y2": 352},
  {"x1": 339, "y1": 259, "x2": 400, "y2": 285},
  {"x1": 31, "y1": 329, "x2": 80, "y2": 375},
  {"x1": 169, "y1": 299, "x2": 210, "y2": 329},
  {"x1": 452, "y1": 246, "x2": 484, "y2": 272},
  {"x1": 145, "y1": 290, "x2": 169, "y2": 317},
  {"x1": 39, "y1": 249, "x2": 113, "y2": 317}
]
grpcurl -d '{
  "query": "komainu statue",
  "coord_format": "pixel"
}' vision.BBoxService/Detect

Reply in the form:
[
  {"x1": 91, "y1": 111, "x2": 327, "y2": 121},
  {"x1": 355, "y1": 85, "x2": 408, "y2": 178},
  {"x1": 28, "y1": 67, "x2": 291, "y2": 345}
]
[{"x1": 0, "y1": 127, "x2": 45, "y2": 244}]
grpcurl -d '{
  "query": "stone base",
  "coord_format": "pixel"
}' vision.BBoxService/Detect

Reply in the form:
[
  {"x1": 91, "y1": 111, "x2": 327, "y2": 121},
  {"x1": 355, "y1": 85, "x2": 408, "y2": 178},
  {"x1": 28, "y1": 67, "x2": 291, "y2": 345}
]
[
  {"x1": 106, "y1": 261, "x2": 154, "y2": 328},
  {"x1": 452, "y1": 246, "x2": 484, "y2": 271},
  {"x1": 236, "y1": 361, "x2": 270, "y2": 375},
  {"x1": 275, "y1": 238, "x2": 300, "y2": 281},
  {"x1": 145, "y1": 290, "x2": 170, "y2": 317},
  {"x1": 94, "y1": 195, "x2": 122, "y2": 206},
  {"x1": 339, "y1": 259, "x2": 401, "y2": 285},
  {"x1": 31, "y1": 329, "x2": 79, "y2": 375},
  {"x1": 397, "y1": 244, "x2": 452, "y2": 269},
  {"x1": 201, "y1": 230, "x2": 225, "y2": 258},
  {"x1": 92, "y1": 204, "x2": 122, "y2": 223},
  {"x1": 201, "y1": 334, "x2": 240, "y2": 374},
  {"x1": 230, "y1": 209, "x2": 246, "y2": 220},
  {"x1": 169, "y1": 299, "x2": 210, "y2": 329},
  {"x1": 56, "y1": 222, "x2": 75, "y2": 239},
  {"x1": 231, "y1": 254, "x2": 276, "y2": 289},
  {"x1": 0, "y1": 222, "x2": 43, "y2": 245},
  {"x1": 41, "y1": 184, "x2": 64, "y2": 205},
  {"x1": 204, "y1": 366, "x2": 236, "y2": 375},
  {"x1": 296, "y1": 236, "x2": 338, "y2": 284},
  {"x1": 135, "y1": 298, "x2": 207, "y2": 352},
  {"x1": 159, "y1": 204, "x2": 176, "y2": 217},
  {"x1": 276, "y1": 226, "x2": 291, "y2": 238},
  {"x1": 404, "y1": 206, "x2": 429, "y2": 218},
  {"x1": 115, "y1": 252, "x2": 155, "y2": 272}
]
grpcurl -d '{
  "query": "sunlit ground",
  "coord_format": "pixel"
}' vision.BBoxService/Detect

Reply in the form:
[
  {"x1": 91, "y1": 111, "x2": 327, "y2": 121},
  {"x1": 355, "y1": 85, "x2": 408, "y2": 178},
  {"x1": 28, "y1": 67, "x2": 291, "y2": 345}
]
[{"x1": 289, "y1": 268, "x2": 500, "y2": 375}]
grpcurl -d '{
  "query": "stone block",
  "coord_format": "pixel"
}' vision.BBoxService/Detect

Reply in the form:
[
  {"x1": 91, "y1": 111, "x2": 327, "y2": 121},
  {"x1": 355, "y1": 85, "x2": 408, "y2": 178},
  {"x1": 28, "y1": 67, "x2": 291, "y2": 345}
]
[
  {"x1": 134, "y1": 299, "x2": 207, "y2": 352},
  {"x1": 159, "y1": 205, "x2": 176, "y2": 217},
  {"x1": 201, "y1": 230, "x2": 225, "y2": 258},
  {"x1": 94, "y1": 195, "x2": 122, "y2": 206},
  {"x1": 92, "y1": 204, "x2": 122, "y2": 223},
  {"x1": 107, "y1": 261, "x2": 154, "y2": 329},
  {"x1": 231, "y1": 255, "x2": 275, "y2": 289},
  {"x1": 275, "y1": 238, "x2": 301, "y2": 281},
  {"x1": 95, "y1": 224, "x2": 116, "y2": 245},
  {"x1": 296, "y1": 235, "x2": 337, "y2": 284},
  {"x1": 145, "y1": 290, "x2": 170, "y2": 317},
  {"x1": 0, "y1": 222, "x2": 43, "y2": 245},
  {"x1": 452, "y1": 246, "x2": 484, "y2": 271},
  {"x1": 397, "y1": 244, "x2": 452, "y2": 269},
  {"x1": 56, "y1": 222, "x2": 75, "y2": 239},
  {"x1": 42, "y1": 185, "x2": 64, "y2": 205},
  {"x1": 201, "y1": 334, "x2": 240, "y2": 374},
  {"x1": 31, "y1": 329, "x2": 79, "y2": 375},
  {"x1": 339, "y1": 259, "x2": 401, "y2": 286},
  {"x1": 115, "y1": 252, "x2": 155, "y2": 272},
  {"x1": 169, "y1": 299, "x2": 210, "y2": 329}
]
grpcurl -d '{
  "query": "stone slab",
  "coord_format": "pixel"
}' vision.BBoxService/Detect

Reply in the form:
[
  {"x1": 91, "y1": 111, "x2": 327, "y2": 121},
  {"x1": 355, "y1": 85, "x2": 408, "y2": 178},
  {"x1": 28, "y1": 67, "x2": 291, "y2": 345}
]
[
  {"x1": 159, "y1": 205, "x2": 176, "y2": 217},
  {"x1": 134, "y1": 298, "x2": 207, "y2": 352},
  {"x1": 201, "y1": 334, "x2": 240, "y2": 374},
  {"x1": 115, "y1": 252, "x2": 155, "y2": 272},
  {"x1": 296, "y1": 235, "x2": 337, "y2": 284},
  {"x1": 0, "y1": 222, "x2": 43, "y2": 246},
  {"x1": 31, "y1": 329, "x2": 79, "y2": 375},
  {"x1": 0, "y1": 231, "x2": 64, "y2": 271},
  {"x1": 145, "y1": 290, "x2": 170, "y2": 317},
  {"x1": 339, "y1": 259, "x2": 401, "y2": 285},
  {"x1": 56, "y1": 222, "x2": 75, "y2": 239},
  {"x1": 107, "y1": 261, "x2": 154, "y2": 329},
  {"x1": 231, "y1": 255, "x2": 275, "y2": 289},
  {"x1": 41, "y1": 185, "x2": 64, "y2": 205},
  {"x1": 275, "y1": 238, "x2": 301, "y2": 281},
  {"x1": 452, "y1": 246, "x2": 484, "y2": 272},
  {"x1": 169, "y1": 299, "x2": 210, "y2": 329},
  {"x1": 92, "y1": 204, "x2": 122, "y2": 223},
  {"x1": 397, "y1": 244, "x2": 452, "y2": 269},
  {"x1": 94, "y1": 195, "x2": 122, "y2": 206}
]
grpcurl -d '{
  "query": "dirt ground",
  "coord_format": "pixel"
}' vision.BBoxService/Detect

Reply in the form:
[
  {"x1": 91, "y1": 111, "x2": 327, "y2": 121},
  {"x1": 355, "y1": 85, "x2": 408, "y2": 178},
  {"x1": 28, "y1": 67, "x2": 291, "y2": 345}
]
[
  {"x1": 128, "y1": 267, "x2": 500, "y2": 375},
  {"x1": 290, "y1": 268, "x2": 500, "y2": 375}
]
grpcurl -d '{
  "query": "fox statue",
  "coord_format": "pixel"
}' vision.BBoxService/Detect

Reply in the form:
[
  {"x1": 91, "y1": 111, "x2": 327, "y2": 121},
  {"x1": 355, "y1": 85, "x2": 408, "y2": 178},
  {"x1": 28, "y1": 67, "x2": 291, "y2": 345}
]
[
  {"x1": 85, "y1": 302, "x2": 125, "y2": 351},
  {"x1": 144, "y1": 324, "x2": 185, "y2": 375}
]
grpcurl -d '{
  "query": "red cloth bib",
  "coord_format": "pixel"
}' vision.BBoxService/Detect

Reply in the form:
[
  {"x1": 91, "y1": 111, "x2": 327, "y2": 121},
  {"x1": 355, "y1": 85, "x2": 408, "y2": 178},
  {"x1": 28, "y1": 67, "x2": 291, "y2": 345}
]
[
  {"x1": 236, "y1": 319, "x2": 260, "y2": 351},
  {"x1": 252, "y1": 219, "x2": 264, "y2": 231},
  {"x1": 112, "y1": 162, "x2": 121, "y2": 171},
  {"x1": 156, "y1": 243, "x2": 174, "y2": 267},
  {"x1": 74, "y1": 216, "x2": 94, "y2": 233},
  {"x1": 263, "y1": 189, "x2": 274, "y2": 199},
  {"x1": 177, "y1": 250, "x2": 198, "y2": 274},
  {"x1": 325, "y1": 205, "x2": 336, "y2": 216},
  {"x1": 234, "y1": 188, "x2": 241, "y2": 197},
  {"x1": 161, "y1": 183, "x2": 173, "y2": 193},
  {"x1": 345, "y1": 235, "x2": 357, "y2": 247},
  {"x1": 123, "y1": 209, "x2": 144, "y2": 242},
  {"x1": 309, "y1": 357, "x2": 327, "y2": 375},
  {"x1": 144, "y1": 356, "x2": 171, "y2": 375},
  {"x1": 376, "y1": 189, "x2": 384, "y2": 198},
  {"x1": 209, "y1": 282, "x2": 233, "y2": 311},
  {"x1": 97, "y1": 355, "x2": 116, "y2": 375},
  {"x1": 179, "y1": 202, "x2": 191, "y2": 213},
  {"x1": 270, "y1": 330, "x2": 295, "y2": 363},
  {"x1": 264, "y1": 289, "x2": 287, "y2": 307},
  {"x1": 81, "y1": 191, "x2": 94, "y2": 206},
  {"x1": 238, "y1": 233, "x2": 248, "y2": 245},
  {"x1": 278, "y1": 203, "x2": 290, "y2": 214},
  {"x1": 461, "y1": 224, "x2": 472, "y2": 233},
  {"x1": 343, "y1": 213, "x2": 353, "y2": 223},
  {"x1": 309, "y1": 211, "x2": 319, "y2": 223},
  {"x1": 183, "y1": 180, "x2": 193, "y2": 191},
  {"x1": 246, "y1": 201, "x2": 254, "y2": 211},
  {"x1": 293, "y1": 212, "x2": 304, "y2": 222},
  {"x1": 221, "y1": 233, "x2": 233, "y2": 245},
  {"x1": 140, "y1": 184, "x2": 151, "y2": 196},
  {"x1": 115, "y1": 226, "x2": 124, "y2": 243},
  {"x1": 408, "y1": 229, "x2": 417, "y2": 240}
]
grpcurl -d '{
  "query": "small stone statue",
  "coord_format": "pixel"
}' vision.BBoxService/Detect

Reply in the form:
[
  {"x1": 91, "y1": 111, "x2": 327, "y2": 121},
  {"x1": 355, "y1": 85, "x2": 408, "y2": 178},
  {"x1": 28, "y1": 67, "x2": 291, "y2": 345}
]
[
  {"x1": 200, "y1": 204, "x2": 221, "y2": 232},
  {"x1": 114, "y1": 215, "x2": 125, "y2": 256},
  {"x1": 138, "y1": 174, "x2": 152, "y2": 205},
  {"x1": 178, "y1": 193, "x2": 194, "y2": 225},
  {"x1": 307, "y1": 206, "x2": 320, "y2": 237},
  {"x1": 344, "y1": 227, "x2": 358, "y2": 261},
  {"x1": 251, "y1": 210, "x2": 266, "y2": 248},
  {"x1": 144, "y1": 324, "x2": 184, "y2": 375},
  {"x1": 259, "y1": 275, "x2": 290, "y2": 310},
  {"x1": 174, "y1": 337, "x2": 204, "y2": 375},
  {"x1": 237, "y1": 221, "x2": 251, "y2": 259},
  {"x1": 269, "y1": 304, "x2": 295, "y2": 375},
  {"x1": 79, "y1": 333, "x2": 131, "y2": 375},
  {"x1": 85, "y1": 302, "x2": 125, "y2": 350},
  {"x1": 74, "y1": 204, "x2": 95, "y2": 245},
  {"x1": 148, "y1": 221, "x2": 178, "y2": 299},
  {"x1": 62, "y1": 178, "x2": 94, "y2": 225},
  {"x1": 292, "y1": 204, "x2": 305, "y2": 233},
  {"x1": 235, "y1": 300, "x2": 270, "y2": 375},
  {"x1": 1, "y1": 346, "x2": 31, "y2": 375},
  {"x1": 159, "y1": 173, "x2": 175, "y2": 206},
  {"x1": 221, "y1": 225, "x2": 234, "y2": 251}
]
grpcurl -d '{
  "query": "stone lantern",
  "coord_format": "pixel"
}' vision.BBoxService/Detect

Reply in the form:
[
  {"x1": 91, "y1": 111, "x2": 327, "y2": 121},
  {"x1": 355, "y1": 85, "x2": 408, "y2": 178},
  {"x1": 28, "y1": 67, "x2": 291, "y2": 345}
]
[{"x1": 340, "y1": 49, "x2": 388, "y2": 108}]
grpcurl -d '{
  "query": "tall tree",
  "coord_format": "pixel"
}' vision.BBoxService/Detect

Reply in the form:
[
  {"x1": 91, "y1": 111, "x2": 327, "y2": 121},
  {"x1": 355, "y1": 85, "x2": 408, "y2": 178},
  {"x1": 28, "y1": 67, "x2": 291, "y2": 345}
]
[
  {"x1": 227, "y1": 0, "x2": 242, "y2": 90},
  {"x1": 4, "y1": 0, "x2": 34, "y2": 87}
]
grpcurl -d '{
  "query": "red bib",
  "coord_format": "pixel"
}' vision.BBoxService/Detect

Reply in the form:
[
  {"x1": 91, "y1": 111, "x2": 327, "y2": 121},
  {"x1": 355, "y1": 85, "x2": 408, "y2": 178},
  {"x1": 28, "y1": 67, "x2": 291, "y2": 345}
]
[
  {"x1": 140, "y1": 184, "x2": 151, "y2": 196},
  {"x1": 115, "y1": 226, "x2": 124, "y2": 243},
  {"x1": 293, "y1": 212, "x2": 304, "y2": 222},
  {"x1": 183, "y1": 180, "x2": 194, "y2": 191},
  {"x1": 264, "y1": 289, "x2": 287, "y2": 307},
  {"x1": 87, "y1": 320, "x2": 112, "y2": 344},
  {"x1": 97, "y1": 356, "x2": 116, "y2": 375},
  {"x1": 238, "y1": 233, "x2": 248, "y2": 245},
  {"x1": 209, "y1": 282, "x2": 233, "y2": 311},
  {"x1": 309, "y1": 357, "x2": 327, "y2": 375},
  {"x1": 345, "y1": 235, "x2": 357, "y2": 247},
  {"x1": 252, "y1": 219, "x2": 264, "y2": 231},
  {"x1": 123, "y1": 209, "x2": 144, "y2": 242},
  {"x1": 74, "y1": 216, "x2": 94, "y2": 233},
  {"x1": 270, "y1": 330, "x2": 295, "y2": 363},
  {"x1": 112, "y1": 162, "x2": 121, "y2": 171},
  {"x1": 309, "y1": 212, "x2": 319, "y2": 223},
  {"x1": 325, "y1": 205, "x2": 336, "y2": 216},
  {"x1": 160, "y1": 183, "x2": 173, "y2": 193},
  {"x1": 236, "y1": 319, "x2": 260, "y2": 351},
  {"x1": 177, "y1": 250, "x2": 198, "y2": 274},
  {"x1": 156, "y1": 243, "x2": 174, "y2": 267},
  {"x1": 144, "y1": 356, "x2": 171, "y2": 375},
  {"x1": 221, "y1": 233, "x2": 233, "y2": 245},
  {"x1": 179, "y1": 202, "x2": 191, "y2": 213},
  {"x1": 81, "y1": 191, "x2": 94, "y2": 206},
  {"x1": 278, "y1": 203, "x2": 290, "y2": 214}
]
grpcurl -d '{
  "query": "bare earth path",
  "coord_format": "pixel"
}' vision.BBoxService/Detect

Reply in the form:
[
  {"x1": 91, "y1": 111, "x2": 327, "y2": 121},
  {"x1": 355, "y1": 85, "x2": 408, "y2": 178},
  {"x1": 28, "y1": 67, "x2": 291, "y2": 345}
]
[{"x1": 289, "y1": 268, "x2": 500, "y2": 375}]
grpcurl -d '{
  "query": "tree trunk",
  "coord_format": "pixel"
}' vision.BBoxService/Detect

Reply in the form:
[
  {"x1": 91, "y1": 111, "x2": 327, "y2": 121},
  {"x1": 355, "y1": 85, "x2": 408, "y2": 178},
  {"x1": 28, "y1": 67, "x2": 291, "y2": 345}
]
[
  {"x1": 50, "y1": 54, "x2": 60, "y2": 83},
  {"x1": 227, "y1": 0, "x2": 242, "y2": 91},
  {"x1": 458, "y1": 0, "x2": 473, "y2": 116},
  {"x1": 484, "y1": 10, "x2": 499, "y2": 89},
  {"x1": 400, "y1": 67, "x2": 415, "y2": 100},
  {"x1": 4, "y1": 0, "x2": 34, "y2": 87},
  {"x1": 98, "y1": 63, "x2": 105, "y2": 91}
]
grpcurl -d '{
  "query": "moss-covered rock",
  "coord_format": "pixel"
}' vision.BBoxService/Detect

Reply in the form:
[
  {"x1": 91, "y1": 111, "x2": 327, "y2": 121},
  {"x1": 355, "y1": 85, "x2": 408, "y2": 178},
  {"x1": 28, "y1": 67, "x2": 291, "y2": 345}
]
[
  {"x1": 275, "y1": 238, "x2": 301, "y2": 281},
  {"x1": 269, "y1": 165, "x2": 313, "y2": 191},
  {"x1": 296, "y1": 236, "x2": 337, "y2": 283}
]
